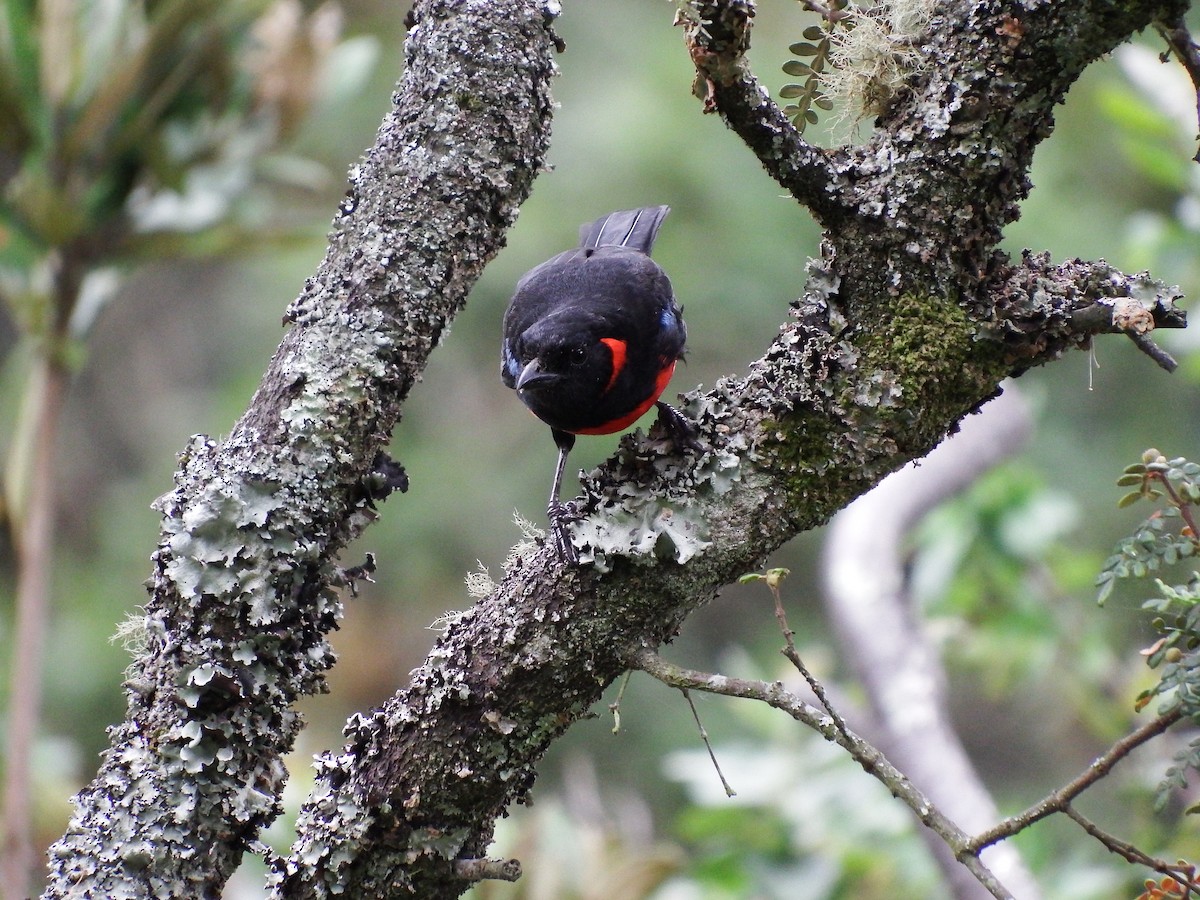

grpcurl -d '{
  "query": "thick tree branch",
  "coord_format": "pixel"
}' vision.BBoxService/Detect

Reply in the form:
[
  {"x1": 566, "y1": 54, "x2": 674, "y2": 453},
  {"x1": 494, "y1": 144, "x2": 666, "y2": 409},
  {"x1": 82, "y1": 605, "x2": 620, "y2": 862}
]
[
  {"x1": 45, "y1": 0, "x2": 1194, "y2": 896},
  {"x1": 41, "y1": 1, "x2": 558, "y2": 897}
]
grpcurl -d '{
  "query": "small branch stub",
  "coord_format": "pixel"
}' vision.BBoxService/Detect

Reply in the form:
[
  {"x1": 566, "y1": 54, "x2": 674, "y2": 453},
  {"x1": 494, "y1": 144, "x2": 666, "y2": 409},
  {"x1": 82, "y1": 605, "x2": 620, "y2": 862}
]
[{"x1": 452, "y1": 857, "x2": 522, "y2": 883}]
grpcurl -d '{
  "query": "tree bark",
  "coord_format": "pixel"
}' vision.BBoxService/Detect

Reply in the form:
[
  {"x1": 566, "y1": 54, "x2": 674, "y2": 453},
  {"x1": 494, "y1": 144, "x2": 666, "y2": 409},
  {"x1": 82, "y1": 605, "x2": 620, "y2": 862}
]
[
  {"x1": 43, "y1": 0, "x2": 1189, "y2": 897},
  {"x1": 42, "y1": 1, "x2": 557, "y2": 896}
]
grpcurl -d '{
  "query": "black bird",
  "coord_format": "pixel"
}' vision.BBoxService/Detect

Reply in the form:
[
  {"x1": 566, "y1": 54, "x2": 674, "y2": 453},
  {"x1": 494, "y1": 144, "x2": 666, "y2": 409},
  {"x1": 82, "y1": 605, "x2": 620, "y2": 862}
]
[{"x1": 501, "y1": 206, "x2": 689, "y2": 562}]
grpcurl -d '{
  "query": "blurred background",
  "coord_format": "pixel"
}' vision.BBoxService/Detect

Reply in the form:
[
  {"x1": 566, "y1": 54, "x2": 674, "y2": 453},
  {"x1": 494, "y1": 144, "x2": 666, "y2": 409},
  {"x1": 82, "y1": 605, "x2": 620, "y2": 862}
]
[{"x1": 2, "y1": 1, "x2": 1200, "y2": 897}]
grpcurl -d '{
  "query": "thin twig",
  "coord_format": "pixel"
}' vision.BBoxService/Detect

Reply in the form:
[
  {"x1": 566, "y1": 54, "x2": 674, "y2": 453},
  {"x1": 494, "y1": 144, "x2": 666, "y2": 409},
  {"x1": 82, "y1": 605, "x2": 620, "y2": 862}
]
[
  {"x1": 1063, "y1": 805, "x2": 1200, "y2": 893},
  {"x1": 1152, "y1": 469, "x2": 1200, "y2": 544},
  {"x1": 795, "y1": 0, "x2": 852, "y2": 25},
  {"x1": 628, "y1": 648, "x2": 1013, "y2": 899},
  {"x1": 680, "y1": 687, "x2": 736, "y2": 797},
  {"x1": 609, "y1": 670, "x2": 633, "y2": 734},
  {"x1": 1156, "y1": 15, "x2": 1200, "y2": 162},
  {"x1": 765, "y1": 570, "x2": 850, "y2": 738},
  {"x1": 1, "y1": 354, "x2": 71, "y2": 900},
  {"x1": 966, "y1": 707, "x2": 1185, "y2": 853},
  {"x1": 1127, "y1": 331, "x2": 1179, "y2": 372}
]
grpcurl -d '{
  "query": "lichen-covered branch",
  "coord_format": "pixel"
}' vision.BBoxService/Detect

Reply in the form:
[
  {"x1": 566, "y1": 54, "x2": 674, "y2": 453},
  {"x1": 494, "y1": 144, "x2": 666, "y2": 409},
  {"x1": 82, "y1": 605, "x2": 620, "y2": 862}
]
[
  {"x1": 43, "y1": 0, "x2": 1194, "y2": 897},
  {"x1": 41, "y1": 2, "x2": 558, "y2": 897},
  {"x1": 986, "y1": 252, "x2": 1187, "y2": 372},
  {"x1": 680, "y1": 0, "x2": 852, "y2": 223},
  {"x1": 263, "y1": 1, "x2": 1191, "y2": 897}
]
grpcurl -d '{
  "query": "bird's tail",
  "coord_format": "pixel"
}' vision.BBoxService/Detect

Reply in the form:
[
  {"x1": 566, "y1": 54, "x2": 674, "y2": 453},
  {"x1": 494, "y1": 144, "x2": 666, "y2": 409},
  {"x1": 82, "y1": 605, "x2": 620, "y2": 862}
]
[{"x1": 578, "y1": 206, "x2": 670, "y2": 255}]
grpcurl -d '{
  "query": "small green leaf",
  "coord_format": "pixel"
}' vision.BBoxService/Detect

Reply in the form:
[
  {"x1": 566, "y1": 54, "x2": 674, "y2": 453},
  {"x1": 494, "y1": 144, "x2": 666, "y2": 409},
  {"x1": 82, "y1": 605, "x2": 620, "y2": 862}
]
[
  {"x1": 803, "y1": 25, "x2": 825, "y2": 40},
  {"x1": 790, "y1": 42, "x2": 821, "y2": 56},
  {"x1": 1116, "y1": 474, "x2": 1145, "y2": 487},
  {"x1": 782, "y1": 60, "x2": 814, "y2": 76},
  {"x1": 1117, "y1": 491, "x2": 1143, "y2": 509},
  {"x1": 779, "y1": 83, "x2": 809, "y2": 99}
]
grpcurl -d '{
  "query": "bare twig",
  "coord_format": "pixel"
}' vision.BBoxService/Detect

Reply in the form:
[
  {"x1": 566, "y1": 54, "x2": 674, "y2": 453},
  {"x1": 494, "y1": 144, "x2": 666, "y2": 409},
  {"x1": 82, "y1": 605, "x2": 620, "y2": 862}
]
[
  {"x1": 1063, "y1": 805, "x2": 1200, "y2": 893},
  {"x1": 628, "y1": 648, "x2": 1014, "y2": 900},
  {"x1": 966, "y1": 708, "x2": 1185, "y2": 854},
  {"x1": 680, "y1": 688, "x2": 736, "y2": 797},
  {"x1": 609, "y1": 670, "x2": 633, "y2": 734},
  {"x1": 452, "y1": 858, "x2": 522, "y2": 883},
  {"x1": 1127, "y1": 331, "x2": 1180, "y2": 372},
  {"x1": 758, "y1": 568, "x2": 851, "y2": 739},
  {"x1": 1156, "y1": 14, "x2": 1200, "y2": 162}
]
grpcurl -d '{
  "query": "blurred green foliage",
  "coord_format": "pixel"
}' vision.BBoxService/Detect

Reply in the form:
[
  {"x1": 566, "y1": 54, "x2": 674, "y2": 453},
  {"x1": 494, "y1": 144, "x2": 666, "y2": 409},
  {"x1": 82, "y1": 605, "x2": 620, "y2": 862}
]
[{"x1": 0, "y1": 1, "x2": 1199, "y2": 897}]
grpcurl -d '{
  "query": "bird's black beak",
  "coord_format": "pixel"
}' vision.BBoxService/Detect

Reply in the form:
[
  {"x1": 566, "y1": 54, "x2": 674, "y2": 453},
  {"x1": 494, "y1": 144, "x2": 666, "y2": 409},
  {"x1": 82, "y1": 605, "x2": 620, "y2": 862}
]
[{"x1": 515, "y1": 357, "x2": 557, "y2": 391}]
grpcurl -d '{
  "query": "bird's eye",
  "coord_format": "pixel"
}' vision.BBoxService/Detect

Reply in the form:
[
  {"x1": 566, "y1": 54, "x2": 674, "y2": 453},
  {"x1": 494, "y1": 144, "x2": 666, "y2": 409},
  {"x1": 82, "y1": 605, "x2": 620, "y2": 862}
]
[{"x1": 569, "y1": 345, "x2": 587, "y2": 362}]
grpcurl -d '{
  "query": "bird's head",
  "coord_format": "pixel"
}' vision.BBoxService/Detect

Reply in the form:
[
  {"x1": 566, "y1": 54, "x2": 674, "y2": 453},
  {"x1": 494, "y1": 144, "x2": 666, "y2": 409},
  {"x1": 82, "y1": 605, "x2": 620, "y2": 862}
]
[{"x1": 505, "y1": 322, "x2": 615, "y2": 393}]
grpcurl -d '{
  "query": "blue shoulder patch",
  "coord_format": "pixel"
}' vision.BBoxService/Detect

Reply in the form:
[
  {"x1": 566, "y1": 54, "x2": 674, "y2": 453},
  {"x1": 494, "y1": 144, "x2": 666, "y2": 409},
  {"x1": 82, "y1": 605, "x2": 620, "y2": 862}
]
[
  {"x1": 501, "y1": 339, "x2": 521, "y2": 383},
  {"x1": 660, "y1": 305, "x2": 684, "y2": 339}
]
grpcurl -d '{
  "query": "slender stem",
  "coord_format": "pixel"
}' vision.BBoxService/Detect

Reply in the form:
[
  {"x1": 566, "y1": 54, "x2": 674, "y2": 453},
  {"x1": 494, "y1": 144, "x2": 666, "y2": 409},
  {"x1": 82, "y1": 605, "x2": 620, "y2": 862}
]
[
  {"x1": 680, "y1": 687, "x2": 736, "y2": 797},
  {"x1": 768, "y1": 573, "x2": 850, "y2": 738},
  {"x1": 1, "y1": 352, "x2": 70, "y2": 900},
  {"x1": 1155, "y1": 473, "x2": 1200, "y2": 545},
  {"x1": 1063, "y1": 805, "x2": 1200, "y2": 893},
  {"x1": 629, "y1": 647, "x2": 1014, "y2": 900},
  {"x1": 965, "y1": 708, "x2": 1184, "y2": 854}
]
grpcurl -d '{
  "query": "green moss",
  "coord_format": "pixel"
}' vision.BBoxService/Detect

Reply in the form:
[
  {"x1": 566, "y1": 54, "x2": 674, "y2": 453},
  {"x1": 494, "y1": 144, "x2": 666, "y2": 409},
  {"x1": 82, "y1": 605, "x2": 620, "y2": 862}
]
[
  {"x1": 851, "y1": 291, "x2": 1006, "y2": 423},
  {"x1": 758, "y1": 293, "x2": 1008, "y2": 522},
  {"x1": 454, "y1": 91, "x2": 485, "y2": 112},
  {"x1": 757, "y1": 411, "x2": 851, "y2": 527}
]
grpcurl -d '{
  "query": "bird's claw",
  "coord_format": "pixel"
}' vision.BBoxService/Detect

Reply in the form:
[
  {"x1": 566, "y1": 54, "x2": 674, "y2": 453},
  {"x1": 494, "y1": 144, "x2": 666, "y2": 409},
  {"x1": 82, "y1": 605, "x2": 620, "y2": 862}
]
[
  {"x1": 654, "y1": 401, "x2": 704, "y2": 454},
  {"x1": 547, "y1": 500, "x2": 580, "y2": 564}
]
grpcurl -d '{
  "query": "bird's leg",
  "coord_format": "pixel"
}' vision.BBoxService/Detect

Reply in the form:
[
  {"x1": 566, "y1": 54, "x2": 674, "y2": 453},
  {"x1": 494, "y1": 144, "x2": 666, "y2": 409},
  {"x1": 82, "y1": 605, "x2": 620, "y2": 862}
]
[
  {"x1": 654, "y1": 401, "x2": 704, "y2": 454},
  {"x1": 547, "y1": 431, "x2": 580, "y2": 564}
]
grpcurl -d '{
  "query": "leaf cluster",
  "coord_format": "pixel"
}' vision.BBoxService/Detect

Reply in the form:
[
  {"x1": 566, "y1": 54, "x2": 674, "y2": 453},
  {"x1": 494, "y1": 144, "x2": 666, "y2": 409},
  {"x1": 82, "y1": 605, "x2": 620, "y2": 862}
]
[
  {"x1": 1097, "y1": 451, "x2": 1200, "y2": 606},
  {"x1": 0, "y1": 0, "x2": 366, "y2": 346},
  {"x1": 1097, "y1": 450, "x2": 1200, "y2": 811},
  {"x1": 779, "y1": 9, "x2": 847, "y2": 133}
]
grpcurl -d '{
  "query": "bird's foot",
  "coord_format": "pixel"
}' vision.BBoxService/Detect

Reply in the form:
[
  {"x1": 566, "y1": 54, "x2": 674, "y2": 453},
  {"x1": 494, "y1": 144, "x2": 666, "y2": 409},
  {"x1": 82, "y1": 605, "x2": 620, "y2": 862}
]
[
  {"x1": 547, "y1": 500, "x2": 580, "y2": 564},
  {"x1": 654, "y1": 401, "x2": 704, "y2": 454}
]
